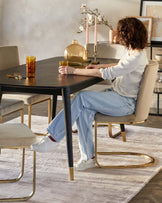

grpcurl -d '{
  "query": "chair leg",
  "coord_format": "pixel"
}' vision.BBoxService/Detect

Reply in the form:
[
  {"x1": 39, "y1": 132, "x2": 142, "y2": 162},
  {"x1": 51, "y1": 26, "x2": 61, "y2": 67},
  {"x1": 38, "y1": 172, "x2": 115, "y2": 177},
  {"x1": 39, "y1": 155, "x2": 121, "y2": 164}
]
[
  {"x1": 120, "y1": 124, "x2": 126, "y2": 142},
  {"x1": 29, "y1": 99, "x2": 51, "y2": 136},
  {"x1": 48, "y1": 98, "x2": 52, "y2": 124},
  {"x1": 0, "y1": 148, "x2": 25, "y2": 183},
  {"x1": 108, "y1": 123, "x2": 113, "y2": 138},
  {"x1": 70, "y1": 94, "x2": 74, "y2": 100},
  {"x1": 95, "y1": 121, "x2": 155, "y2": 168},
  {"x1": 0, "y1": 150, "x2": 36, "y2": 202},
  {"x1": 0, "y1": 117, "x2": 2, "y2": 154},
  {"x1": 21, "y1": 108, "x2": 24, "y2": 123},
  {"x1": 28, "y1": 105, "x2": 32, "y2": 129},
  {"x1": 108, "y1": 123, "x2": 122, "y2": 139}
]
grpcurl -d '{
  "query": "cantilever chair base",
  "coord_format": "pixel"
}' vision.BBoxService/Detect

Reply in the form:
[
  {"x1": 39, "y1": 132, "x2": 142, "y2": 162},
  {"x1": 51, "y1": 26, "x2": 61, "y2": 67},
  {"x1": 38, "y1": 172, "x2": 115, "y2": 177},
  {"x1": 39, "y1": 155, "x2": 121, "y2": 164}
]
[
  {"x1": 95, "y1": 152, "x2": 155, "y2": 169},
  {"x1": 94, "y1": 122, "x2": 155, "y2": 169},
  {"x1": 0, "y1": 123, "x2": 37, "y2": 201},
  {"x1": 0, "y1": 148, "x2": 25, "y2": 183},
  {"x1": 0, "y1": 150, "x2": 36, "y2": 202}
]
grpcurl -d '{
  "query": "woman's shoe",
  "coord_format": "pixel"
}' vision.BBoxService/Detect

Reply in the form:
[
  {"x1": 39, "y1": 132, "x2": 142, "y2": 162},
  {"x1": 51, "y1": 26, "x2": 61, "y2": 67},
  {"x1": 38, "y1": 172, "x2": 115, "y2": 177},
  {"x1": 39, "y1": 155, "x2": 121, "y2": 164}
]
[
  {"x1": 74, "y1": 159, "x2": 95, "y2": 171},
  {"x1": 31, "y1": 136, "x2": 58, "y2": 153}
]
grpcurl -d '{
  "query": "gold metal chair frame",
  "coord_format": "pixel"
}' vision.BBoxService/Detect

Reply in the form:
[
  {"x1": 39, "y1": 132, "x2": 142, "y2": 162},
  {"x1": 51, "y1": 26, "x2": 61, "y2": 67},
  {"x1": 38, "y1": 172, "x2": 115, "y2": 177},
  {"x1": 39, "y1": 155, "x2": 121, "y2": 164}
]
[
  {"x1": 97, "y1": 123, "x2": 124, "y2": 140},
  {"x1": 0, "y1": 108, "x2": 24, "y2": 124},
  {"x1": 99, "y1": 119, "x2": 148, "y2": 142},
  {"x1": 0, "y1": 148, "x2": 36, "y2": 202},
  {"x1": 108, "y1": 123, "x2": 124, "y2": 139},
  {"x1": 27, "y1": 97, "x2": 51, "y2": 136},
  {"x1": 94, "y1": 121, "x2": 155, "y2": 168}
]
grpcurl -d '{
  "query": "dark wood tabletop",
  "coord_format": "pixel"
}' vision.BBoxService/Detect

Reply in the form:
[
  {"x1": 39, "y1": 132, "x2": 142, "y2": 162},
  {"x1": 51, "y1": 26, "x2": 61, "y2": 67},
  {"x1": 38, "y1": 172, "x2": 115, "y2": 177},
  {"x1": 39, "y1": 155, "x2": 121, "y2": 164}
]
[{"x1": 0, "y1": 56, "x2": 104, "y2": 95}]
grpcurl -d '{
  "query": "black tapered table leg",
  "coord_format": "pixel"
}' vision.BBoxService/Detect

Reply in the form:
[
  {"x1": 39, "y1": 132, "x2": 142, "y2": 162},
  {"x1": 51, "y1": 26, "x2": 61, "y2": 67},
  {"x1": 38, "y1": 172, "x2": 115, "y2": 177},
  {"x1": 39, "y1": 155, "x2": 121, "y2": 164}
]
[
  {"x1": 120, "y1": 124, "x2": 125, "y2": 132},
  {"x1": 52, "y1": 95, "x2": 57, "y2": 119},
  {"x1": 0, "y1": 86, "x2": 2, "y2": 103},
  {"x1": 157, "y1": 94, "x2": 159, "y2": 115},
  {"x1": 62, "y1": 87, "x2": 74, "y2": 180},
  {"x1": 150, "y1": 46, "x2": 152, "y2": 60}
]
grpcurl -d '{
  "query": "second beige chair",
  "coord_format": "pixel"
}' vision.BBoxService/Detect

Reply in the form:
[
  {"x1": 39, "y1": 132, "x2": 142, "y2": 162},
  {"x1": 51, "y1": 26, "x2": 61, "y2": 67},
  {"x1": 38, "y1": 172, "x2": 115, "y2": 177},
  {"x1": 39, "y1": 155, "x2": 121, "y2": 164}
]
[
  {"x1": 0, "y1": 98, "x2": 24, "y2": 123},
  {"x1": 1, "y1": 46, "x2": 51, "y2": 134},
  {"x1": 94, "y1": 60, "x2": 158, "y2": 168},
  {"x1": 0, "y1": 123, "x2": 37, "y2": 201}
]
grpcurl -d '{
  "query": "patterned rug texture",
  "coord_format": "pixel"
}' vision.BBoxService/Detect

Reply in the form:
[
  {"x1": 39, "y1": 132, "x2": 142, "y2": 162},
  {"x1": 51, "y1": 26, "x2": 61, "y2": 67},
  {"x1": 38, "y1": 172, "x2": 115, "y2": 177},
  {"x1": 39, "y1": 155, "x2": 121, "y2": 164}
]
[{"x1": 0, "y1": 115, "x2": 162, "y2": 203}]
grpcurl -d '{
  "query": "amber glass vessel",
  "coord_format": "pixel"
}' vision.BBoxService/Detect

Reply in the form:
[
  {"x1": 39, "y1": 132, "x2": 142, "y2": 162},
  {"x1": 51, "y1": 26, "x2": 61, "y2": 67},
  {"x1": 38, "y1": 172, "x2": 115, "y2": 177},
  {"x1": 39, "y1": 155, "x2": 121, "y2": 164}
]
[
  {"x1": 26, "y1": 56, "x2": 36, "y2": 78},
  {"x1": 64, "y1": 40, "x2": 87, "y2": 64}
]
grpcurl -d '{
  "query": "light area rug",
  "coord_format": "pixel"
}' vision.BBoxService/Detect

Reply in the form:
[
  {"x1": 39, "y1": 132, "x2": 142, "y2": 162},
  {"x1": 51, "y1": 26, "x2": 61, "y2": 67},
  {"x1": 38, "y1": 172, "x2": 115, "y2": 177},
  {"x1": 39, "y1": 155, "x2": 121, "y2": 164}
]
[{"x1": 0, "y1": 115, "x2": 162, "y2": 203}]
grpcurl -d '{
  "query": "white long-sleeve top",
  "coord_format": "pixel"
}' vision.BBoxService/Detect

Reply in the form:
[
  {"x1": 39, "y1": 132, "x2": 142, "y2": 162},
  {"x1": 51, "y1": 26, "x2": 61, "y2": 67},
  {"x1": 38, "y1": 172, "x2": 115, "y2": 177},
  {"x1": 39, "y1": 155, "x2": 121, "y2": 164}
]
[{"x1": 99, "y1": 49, "x2": 148, "y2": 99}]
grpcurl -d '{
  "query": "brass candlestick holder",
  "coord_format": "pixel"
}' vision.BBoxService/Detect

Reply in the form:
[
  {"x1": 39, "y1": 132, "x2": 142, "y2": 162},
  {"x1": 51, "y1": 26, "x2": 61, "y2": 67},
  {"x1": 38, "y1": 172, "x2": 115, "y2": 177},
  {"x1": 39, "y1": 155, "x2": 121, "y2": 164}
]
[
  {"x1": 92, "y1": 45, "x2": 99, "y2": 64},
  {"x1": 85, "y1": 44, "x2": 91, "y2": 63}
]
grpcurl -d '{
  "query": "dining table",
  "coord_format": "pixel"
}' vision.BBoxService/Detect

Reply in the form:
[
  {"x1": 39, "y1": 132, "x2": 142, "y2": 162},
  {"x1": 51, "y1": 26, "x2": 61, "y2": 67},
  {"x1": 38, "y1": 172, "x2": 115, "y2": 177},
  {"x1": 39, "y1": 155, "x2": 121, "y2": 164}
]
[{"x1": 0, "y1": 56, "x2": 116, "y2": 180}]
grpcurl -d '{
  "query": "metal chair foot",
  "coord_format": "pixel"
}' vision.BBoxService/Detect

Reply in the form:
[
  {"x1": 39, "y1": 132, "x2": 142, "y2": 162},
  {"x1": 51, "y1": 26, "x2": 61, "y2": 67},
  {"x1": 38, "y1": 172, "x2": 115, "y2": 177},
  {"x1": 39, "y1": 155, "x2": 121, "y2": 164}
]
[{"x1": 95, "y1": 151, "x2": 155, "y2": 168}]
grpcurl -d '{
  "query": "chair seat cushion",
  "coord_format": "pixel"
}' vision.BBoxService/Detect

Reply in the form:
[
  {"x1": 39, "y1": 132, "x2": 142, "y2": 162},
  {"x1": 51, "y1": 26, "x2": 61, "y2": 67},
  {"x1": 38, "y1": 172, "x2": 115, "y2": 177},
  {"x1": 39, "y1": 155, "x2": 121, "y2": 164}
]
[
  {"x1": 3, "y1": 93, "x2": 51, "y2": 105},
  {"x1": 0, "y1": 99, "x2": 24, "y2": 116},
  {"x1": 95, "y1": 112, "x2": 136, "y2": 123},
  {"x1": 0, "y1": 123, "x2": 37, "y2": 148}
]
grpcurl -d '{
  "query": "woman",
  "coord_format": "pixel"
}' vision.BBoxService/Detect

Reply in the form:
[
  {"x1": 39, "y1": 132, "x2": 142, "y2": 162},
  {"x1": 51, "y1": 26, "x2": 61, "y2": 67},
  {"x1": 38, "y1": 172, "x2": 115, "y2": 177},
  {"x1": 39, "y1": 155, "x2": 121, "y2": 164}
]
[{"x1": 31, "y1": 17, "x2": 148, "y2": 171}]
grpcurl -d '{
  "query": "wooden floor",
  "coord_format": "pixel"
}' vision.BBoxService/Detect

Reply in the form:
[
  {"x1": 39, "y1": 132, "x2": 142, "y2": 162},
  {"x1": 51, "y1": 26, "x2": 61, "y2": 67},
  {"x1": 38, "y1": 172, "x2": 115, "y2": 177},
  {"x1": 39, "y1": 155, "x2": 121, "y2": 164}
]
[{"x1": 2, "y1": 100, "x2": 162, "y2": 203}]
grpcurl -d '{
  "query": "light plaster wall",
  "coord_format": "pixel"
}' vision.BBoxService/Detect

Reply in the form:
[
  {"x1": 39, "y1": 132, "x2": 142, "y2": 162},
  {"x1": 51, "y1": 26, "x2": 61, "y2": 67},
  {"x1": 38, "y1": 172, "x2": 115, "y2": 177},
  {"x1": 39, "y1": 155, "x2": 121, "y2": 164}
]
[
  {"x1": 0, "y1": 0, "x2": 141, "y2": 64},
  {"x1": 0, "y1": 0, "x2": 3, "y2": 44}
]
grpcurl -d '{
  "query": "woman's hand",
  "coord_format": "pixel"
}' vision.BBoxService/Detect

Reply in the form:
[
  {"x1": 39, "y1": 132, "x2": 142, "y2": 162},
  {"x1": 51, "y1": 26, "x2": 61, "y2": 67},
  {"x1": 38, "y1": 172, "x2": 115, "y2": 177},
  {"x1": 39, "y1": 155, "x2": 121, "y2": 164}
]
[{"x1": 59, "y1": 66, "x2": 75, "y2": 75}]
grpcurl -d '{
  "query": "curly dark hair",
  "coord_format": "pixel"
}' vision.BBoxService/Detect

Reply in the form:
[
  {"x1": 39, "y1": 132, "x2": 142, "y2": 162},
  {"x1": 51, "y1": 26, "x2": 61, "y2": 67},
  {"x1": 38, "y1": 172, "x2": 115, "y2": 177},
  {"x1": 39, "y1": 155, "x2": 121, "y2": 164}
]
[{"x1": 117, "y1": 17, "x2": 148, "y2": 49}]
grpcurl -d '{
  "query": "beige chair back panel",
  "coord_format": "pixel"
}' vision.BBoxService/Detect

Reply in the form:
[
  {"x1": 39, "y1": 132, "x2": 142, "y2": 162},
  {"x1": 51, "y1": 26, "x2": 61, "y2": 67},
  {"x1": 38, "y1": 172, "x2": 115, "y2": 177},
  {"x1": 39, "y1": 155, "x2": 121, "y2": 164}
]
[
  {"x1": 135, "y1": 60, "x2": 158, "y2": 122},
  {"x1": 0, "y1": 46, "x2": 19, "y2": 70}
]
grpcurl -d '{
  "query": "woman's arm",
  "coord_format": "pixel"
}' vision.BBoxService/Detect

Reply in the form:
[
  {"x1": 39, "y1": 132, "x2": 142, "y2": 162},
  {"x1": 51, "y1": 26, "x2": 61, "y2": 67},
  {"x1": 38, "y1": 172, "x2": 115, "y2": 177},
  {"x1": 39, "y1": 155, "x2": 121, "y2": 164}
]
[
  {"x1": 86, "y1": 63, "x2": 118, "y2": 69},
  {"x1": 58, "y1": 62, "x2": 118, "y2": 77},
  {"x1": 59, "y1": 66, "x2": 102, "y2": 77}
]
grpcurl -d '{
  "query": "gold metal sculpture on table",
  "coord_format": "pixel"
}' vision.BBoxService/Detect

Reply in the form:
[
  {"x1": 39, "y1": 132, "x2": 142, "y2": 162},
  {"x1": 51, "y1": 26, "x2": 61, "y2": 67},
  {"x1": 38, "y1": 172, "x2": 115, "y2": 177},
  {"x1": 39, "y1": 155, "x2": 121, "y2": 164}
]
[{"x1": 64, "y1": 40, "x2": 87, "y2": 67}]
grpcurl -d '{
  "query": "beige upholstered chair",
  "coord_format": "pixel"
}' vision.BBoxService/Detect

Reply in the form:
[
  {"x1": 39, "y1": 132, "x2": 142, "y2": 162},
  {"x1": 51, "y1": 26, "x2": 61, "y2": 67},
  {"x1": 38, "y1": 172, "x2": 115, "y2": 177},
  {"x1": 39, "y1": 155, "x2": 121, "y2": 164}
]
[
  {"x1": 0, "y1": 99, "x2": 24, "y2": 123},
  {"x1": 0, "y1": 98, "x2": 24, "y2": 154},
  {"x1": 0, "y1": 46, "x2": 52, "y2": 133},
  {"x1": 0, "y1": 123, "x2": 37, "y2": 201},
  {"x1": 94, "y1": 60, "x2": 158, "y2": 168}
]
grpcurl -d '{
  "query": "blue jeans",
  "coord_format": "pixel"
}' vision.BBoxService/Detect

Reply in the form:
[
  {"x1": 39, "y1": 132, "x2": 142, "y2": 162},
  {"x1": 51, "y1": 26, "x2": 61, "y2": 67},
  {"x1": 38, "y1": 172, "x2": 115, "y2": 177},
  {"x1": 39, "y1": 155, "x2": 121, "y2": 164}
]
[{"x1": 47, "y1": 89, "x2": 136, "y2": 161}]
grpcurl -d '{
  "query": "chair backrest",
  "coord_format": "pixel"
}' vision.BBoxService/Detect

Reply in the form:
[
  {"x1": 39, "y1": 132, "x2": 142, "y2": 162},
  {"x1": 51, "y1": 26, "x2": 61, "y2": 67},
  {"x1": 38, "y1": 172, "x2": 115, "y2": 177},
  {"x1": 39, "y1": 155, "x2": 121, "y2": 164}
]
[
  {"x1": 0, "y1": 46, "x2": 19, "y2": 70},
  {"x1": 135, "y1": 60, "x2": 158, "y2": 122}
]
